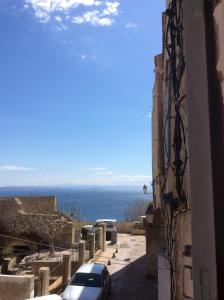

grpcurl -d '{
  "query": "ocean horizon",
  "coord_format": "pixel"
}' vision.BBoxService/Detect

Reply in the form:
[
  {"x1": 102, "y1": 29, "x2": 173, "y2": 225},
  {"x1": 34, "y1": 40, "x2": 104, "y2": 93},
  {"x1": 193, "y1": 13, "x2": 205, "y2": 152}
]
[{"x1": 0, "y1": 186, "x2": 152, "y2": 221}]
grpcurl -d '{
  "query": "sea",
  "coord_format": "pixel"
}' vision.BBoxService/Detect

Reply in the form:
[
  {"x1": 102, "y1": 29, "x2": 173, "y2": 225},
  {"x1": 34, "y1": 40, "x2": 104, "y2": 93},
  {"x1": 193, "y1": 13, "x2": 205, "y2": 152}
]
[{"x1": 0, "y1": 186, "x2": 152, "y2": 221}]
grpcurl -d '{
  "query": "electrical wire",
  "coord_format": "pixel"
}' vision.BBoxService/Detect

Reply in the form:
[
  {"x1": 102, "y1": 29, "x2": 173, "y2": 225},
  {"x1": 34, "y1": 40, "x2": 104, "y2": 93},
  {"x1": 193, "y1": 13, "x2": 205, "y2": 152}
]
[
  {"x1": 0, "y1": 233, "x2": 72, "y2": 251},
  {"x1": 161, "y1": 1, "x2": 189, "y2": 299}
]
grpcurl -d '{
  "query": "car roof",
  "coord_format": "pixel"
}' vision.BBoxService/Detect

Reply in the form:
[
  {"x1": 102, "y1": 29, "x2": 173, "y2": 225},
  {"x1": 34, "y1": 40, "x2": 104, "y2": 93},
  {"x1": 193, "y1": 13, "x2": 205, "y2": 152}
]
[
  {"x1": 95, "y1": 219, "x2": 117, "y2": 223},
  {"x1": 76, "y1": 263, "x2": 106, "y2": 275}
]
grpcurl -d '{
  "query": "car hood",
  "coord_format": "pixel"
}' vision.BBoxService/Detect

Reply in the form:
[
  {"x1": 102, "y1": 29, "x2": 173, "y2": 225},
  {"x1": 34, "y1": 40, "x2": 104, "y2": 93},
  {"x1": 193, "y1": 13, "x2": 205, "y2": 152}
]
[{"x1": 62, "y1": 285, "x2": 102, "y2": 300}]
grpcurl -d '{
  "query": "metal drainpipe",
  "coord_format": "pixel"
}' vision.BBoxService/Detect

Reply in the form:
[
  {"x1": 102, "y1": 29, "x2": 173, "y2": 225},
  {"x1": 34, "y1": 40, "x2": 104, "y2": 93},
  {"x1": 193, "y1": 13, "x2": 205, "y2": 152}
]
[{"x1": 183, "y1": 0, "x2": 218, "y2": 299}]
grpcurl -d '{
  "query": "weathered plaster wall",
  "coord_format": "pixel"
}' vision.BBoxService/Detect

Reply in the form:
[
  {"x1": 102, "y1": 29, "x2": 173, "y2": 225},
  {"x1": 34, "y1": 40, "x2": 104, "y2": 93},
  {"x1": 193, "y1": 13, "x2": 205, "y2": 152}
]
[
  {"x1": 174, "y1": 212, "x2": 193, "y2": 300},
  {"x1": 145, "y1": 208, "x2": 166, "y2": 278},
  {"x1": 152, "y1": 54, "x2": 164, "y2": 208}
]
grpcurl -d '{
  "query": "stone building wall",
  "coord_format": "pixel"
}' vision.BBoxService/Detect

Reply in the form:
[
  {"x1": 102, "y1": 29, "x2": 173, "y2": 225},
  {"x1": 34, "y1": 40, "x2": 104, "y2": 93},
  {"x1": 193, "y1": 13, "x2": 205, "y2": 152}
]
[
  {"x1": 145, "y1": 208, "x2": 166, "y2": 278},
  {"x1": 148, "y1": 3, "x2": 193, "y2": 299},
  {"x1": 174, "y1": 212, "x2": 193, "y2": 300},
  {"x1": 0, "y1": 196, "x2": 56, "y2": 215}
]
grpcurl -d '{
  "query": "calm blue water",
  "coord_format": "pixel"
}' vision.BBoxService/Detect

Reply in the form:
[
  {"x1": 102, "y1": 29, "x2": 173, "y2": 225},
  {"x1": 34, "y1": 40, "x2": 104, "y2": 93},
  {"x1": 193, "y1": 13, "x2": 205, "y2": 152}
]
[{"x1": 0, "y1": 186, "x2": 152, "y2": 221}]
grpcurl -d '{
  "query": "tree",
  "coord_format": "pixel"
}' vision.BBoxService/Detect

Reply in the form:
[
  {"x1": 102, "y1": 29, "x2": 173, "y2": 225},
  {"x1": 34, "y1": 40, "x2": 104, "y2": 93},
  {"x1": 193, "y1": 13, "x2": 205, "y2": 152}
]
[
  {"x1": 124, "y1": 200, "x2": 153, "y2": 222},
  {"x1": 70, "y1": 206, "x2": 83, "y2": 221}
]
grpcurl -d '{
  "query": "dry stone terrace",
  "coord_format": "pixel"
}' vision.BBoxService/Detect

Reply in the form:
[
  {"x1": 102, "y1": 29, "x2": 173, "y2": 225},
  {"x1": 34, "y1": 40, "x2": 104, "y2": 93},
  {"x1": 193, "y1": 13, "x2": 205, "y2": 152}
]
[{"x1": 0, "y1": 196, "x2": 76, "y2": 251}]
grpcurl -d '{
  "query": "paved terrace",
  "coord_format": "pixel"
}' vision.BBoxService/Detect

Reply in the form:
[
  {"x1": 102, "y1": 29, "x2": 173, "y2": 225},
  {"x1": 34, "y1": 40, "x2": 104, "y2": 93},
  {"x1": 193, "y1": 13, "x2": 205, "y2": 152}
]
[{"x1": 95, "y1": 233, "x2": 158, "y2": 300}]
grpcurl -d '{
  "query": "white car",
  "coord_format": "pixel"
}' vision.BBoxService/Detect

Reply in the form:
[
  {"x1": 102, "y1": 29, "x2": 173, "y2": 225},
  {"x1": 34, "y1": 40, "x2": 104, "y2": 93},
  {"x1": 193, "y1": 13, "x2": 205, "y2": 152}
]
[{"x1": 62, "y1": 263, "x2": 111, "y2": 300}]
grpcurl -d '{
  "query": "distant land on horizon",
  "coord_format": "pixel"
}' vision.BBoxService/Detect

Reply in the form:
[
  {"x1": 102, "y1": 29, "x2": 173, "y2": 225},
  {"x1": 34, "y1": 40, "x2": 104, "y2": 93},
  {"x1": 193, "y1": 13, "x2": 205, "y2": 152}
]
[{"x1": 0, "y1": 184, "x2": 152, "y2": 192}]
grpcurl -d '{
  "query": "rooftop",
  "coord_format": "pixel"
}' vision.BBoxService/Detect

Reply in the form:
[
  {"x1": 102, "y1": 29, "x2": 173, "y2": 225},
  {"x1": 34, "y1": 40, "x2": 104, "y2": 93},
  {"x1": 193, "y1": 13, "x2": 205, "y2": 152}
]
[{"x1": 76, "y1": 263, "x2": 106, "y2": 275}]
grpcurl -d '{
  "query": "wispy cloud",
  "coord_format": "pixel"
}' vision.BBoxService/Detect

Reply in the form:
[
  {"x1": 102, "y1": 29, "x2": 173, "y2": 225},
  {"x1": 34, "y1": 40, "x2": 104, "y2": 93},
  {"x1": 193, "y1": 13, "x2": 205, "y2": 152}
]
[
  {"x1": 23, "y1": 0, "x2": 120, "y2": 27},
  {"x1": 96, "y1": 171, "x2": 115, "y2": 176},
  {"x1": 80, "y1": 54, "x2": 96, "y2": 60},
  {"x1": 146, "y1": 112, "x2": 152, "y2": 119},
  {"x1": 81, "y1": 166, "x2": 151, "y2": 184},
  {"x1": 0, "y1": 165, "x2": 37, "y2": 171},
  {"x1": 81, "y1": 166, "x2": 108, "y2": 171},
  {"x1": 125, "y1": 22, "x2": 138, "y2": 29}
]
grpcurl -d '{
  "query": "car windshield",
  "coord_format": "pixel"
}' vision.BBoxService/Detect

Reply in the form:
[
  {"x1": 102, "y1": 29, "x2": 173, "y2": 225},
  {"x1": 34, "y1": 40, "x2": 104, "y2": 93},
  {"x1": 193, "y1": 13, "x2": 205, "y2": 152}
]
[
  {"x1": 106, "y1": 223, "x2": 114, "y2": 228},
  {"x1": 96, "y1": 222, "x2": 114, "y2": 228},
  {"x1": 70, "y1": 273, "x2": 102, "y2": 288}
]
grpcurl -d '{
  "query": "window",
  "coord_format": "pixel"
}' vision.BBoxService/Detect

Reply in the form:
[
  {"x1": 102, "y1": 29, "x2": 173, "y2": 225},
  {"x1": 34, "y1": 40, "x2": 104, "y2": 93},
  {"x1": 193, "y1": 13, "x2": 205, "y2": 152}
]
[{"x1": 70, "y1": 273, "x2": 102, "y2": 288}]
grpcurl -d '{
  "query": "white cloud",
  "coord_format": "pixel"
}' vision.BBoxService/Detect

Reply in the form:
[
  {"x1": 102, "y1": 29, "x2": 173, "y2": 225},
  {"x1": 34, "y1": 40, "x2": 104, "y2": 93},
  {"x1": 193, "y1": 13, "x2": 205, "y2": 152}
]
[
  {"x1": 102, "y1": 1, "x2": 119, "y2": 16},
  {"x1": 0, "y1": 168, "x2": 151, "y2": 186},
  {"x1": 23, "y1": 0, "x2": 120, "y2": 26},
  {"x1": 125, "y1": 22, "x2": 138, "y2": 29},
  {"x1": 0, "y1": 165, "x2": 37, "y2": 171},
  {"x1": 94, "y1": 1, "x2": 101, "y2": 6},
  {"x1": 72, "y1": 10, "x2": 113, "y2": 26},
  {"x1": 55, "y1": 15, "x2": 62, "y2": 22}
]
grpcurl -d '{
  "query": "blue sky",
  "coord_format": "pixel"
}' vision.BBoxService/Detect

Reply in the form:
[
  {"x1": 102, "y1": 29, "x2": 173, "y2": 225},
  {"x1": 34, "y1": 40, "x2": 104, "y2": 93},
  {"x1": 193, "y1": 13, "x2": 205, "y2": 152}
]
[{"x1": 0, "y1": 0, "x2": 164, "y2": 186}]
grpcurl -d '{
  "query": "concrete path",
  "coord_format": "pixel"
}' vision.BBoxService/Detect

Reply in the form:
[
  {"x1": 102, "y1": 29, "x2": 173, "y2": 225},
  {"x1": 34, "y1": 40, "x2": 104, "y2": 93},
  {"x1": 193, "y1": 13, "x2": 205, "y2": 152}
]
[{"x1": 94, "y1": 234, "x2": 158, "y2": 300}]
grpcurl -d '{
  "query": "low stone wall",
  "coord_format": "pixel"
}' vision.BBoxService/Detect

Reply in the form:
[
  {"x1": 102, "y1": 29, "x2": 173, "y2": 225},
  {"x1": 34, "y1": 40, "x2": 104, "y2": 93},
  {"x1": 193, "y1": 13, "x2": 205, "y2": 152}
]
[
  {"x1": 0, "y1": 274, "x2": 35, "y2": 300},
  {"x1": 117, "y1": 222, "x2": 133, "y2": 233},
  {"x1": 32, "y1": 261, "x2": 79, "y2": 277},
  {"x1": 132, "y1": 228, "x2": 145, "y2": 235}
]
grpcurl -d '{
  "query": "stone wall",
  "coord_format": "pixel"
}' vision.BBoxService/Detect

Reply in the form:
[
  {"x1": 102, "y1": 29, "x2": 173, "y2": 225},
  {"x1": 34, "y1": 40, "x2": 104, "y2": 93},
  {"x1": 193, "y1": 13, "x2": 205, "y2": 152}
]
[
  {"x1": 0, "y1": 274, "x2": 35, "y2": 300},
  {"x1": 117, "y1": 222, "x2": 133, "y2": 234},
  {"x1": 32, "y1": 261, "x2": 79, "y2": 277}
]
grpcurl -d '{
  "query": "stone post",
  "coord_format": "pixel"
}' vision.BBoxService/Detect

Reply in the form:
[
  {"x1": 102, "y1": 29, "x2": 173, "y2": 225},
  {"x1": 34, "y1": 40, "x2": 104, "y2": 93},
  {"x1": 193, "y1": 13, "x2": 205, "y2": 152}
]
[
  {"x1": 97, "y1": 227, "x2": 103, "y2": 250},
  {"x1": 38, "y1": 267, "x2": 49, "y2": 296},
  {"x1": 89, "y1": 233, "x2": 95, "y2": 259},
  {"x1": 78, "y1": 241, "x2": 85, "y2": 265},
  {"x1": 111, "y1": 231, "x2": 117, "y2": 244},
  {"x1": 101, "y1": 223, "x2": 106, "y2": 252},
  {"x1": 62, "y1": 254, "x2": 71, "y2": 286},
  {"x1": 65, "y1": 222, "x2": 75, "y2": 247}
]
